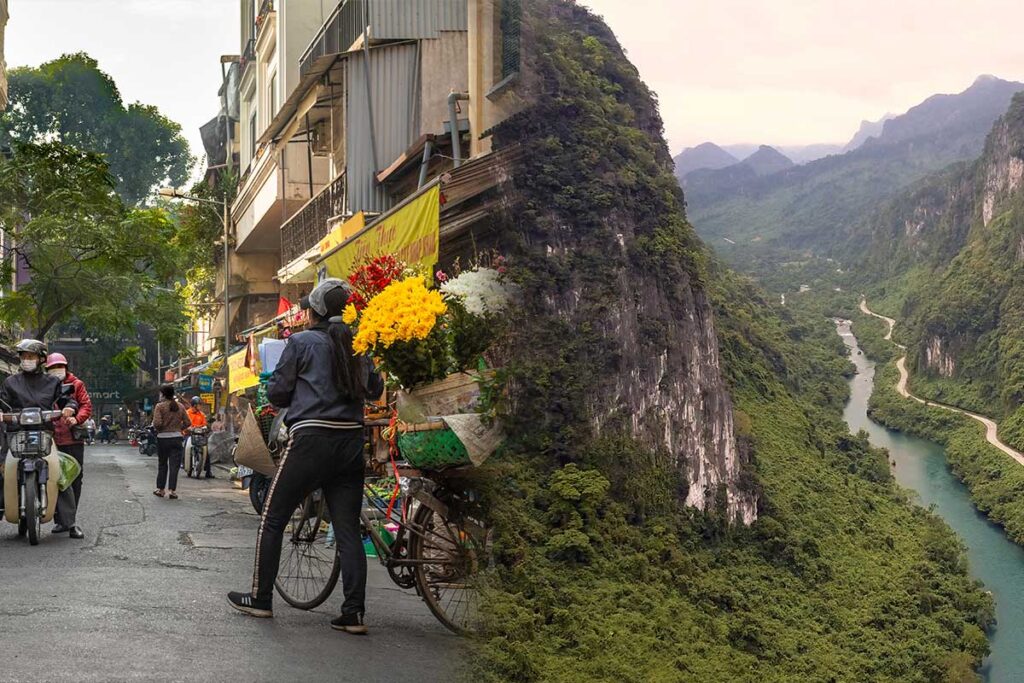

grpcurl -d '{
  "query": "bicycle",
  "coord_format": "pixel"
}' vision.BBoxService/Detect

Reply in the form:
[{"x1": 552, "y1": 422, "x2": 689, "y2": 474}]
[{"x1": 248, "y1": 424, "x2": 491, "y2": 635}]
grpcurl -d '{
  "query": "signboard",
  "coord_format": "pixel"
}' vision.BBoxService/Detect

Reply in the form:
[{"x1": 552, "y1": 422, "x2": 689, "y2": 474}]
[
  {"x1": 200, "y1": 393, "x2": 215, "y2": 407},
  {"x1": 227, "y1": 349, "x2": 260, "y2": 394},
  {"x1": 318, "y1": 213, "x2": 366, "y2": 256},
  {"x1": 198, "y1": 374, "x2": 214, "y2": 392},
  {"x1": 318, "y1": 185, "x2": 439, "y2": 280}
]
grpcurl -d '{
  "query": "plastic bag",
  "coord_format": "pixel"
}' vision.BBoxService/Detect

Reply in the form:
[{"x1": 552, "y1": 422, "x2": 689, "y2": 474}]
[{"x1": 57, "y1": 452, "x2": 81, "y2": 492}]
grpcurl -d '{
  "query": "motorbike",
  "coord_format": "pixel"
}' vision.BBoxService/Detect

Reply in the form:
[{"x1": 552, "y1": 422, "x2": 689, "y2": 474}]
[
  {"x1": 1, "y1": 408, "x2": 63, "y2": 545},
  {"x1": 138, "y1": 426, "x2": 157, "y2": 457},
  {"x1": 186, "y1": 426, "x2": 210, "y2": 478}
]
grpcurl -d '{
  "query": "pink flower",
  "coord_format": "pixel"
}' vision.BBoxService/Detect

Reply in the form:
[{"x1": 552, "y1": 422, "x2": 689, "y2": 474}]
[{"x1": 436, "y1": 270, "x2": 449, "y2": 283}]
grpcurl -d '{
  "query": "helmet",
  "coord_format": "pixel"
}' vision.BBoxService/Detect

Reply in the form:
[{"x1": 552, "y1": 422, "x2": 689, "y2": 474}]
[
  {"x1": 191, "y1": 396, "x2": 201, "y2": 406},
  {"x1": 300, "y1": 278, "x2": 352, "y2": 317},
  {"x1": 45, "y1": 352, "x2": 68, "y2": 369},
  {"x1": 15, "y1": 339, "x2": 47, "y2": 357}
]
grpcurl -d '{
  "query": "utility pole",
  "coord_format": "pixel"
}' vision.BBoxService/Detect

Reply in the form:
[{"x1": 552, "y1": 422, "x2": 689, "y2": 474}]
[{"x1": 223, "y1": 196, "x2": 233, "y2": 435}]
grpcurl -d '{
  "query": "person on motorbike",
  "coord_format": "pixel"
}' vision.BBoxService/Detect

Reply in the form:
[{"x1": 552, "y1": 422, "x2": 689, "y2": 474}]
[
  {"x1": 84, "y1": 417, "x2": 97, "y2": 444},
  {"x1": 45, "y1": 353, "x2": 93, "y2": 534},
  {"x1": 0, "y1": 340, "x2": 82, "y2": 538},
  {"x1": 185, "y1": 397, "x2": 214, "y2": 479},
  {"x1": 228, "y1": 278, "x2": 383, "y2": 634}
]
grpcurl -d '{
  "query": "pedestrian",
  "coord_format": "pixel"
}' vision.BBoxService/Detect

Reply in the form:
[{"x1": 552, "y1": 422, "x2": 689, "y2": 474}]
[
  {"x1": 45, "y1": 353, "x2": 92, "y2": 536},
  {"x1": 151, "y1": 385, "x2": 189, "y2": 500},
  {"x1": 185, "y1": 397, "x2": 214, "y2": 479},
  {"x1": 228, "y1": 278, "x2": 383, "y2": 634},
  {"x1": 0, "y1": 340, "x2": 82, "y2": 538},
  {"x1": 84, "y1": 416, "x2": 96, "y2": 444},
  {"x1": 99, "y1": 416, "x2": 110, "y2": 444}
]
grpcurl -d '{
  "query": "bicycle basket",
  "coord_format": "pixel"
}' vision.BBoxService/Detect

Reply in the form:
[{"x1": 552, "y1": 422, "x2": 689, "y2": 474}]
[
  {"x1": 397, "y1": 429, "x2": 471, "y2": 470},
  {"x1": 192, "y1": 432, "x2": 209, "y2": 447}
]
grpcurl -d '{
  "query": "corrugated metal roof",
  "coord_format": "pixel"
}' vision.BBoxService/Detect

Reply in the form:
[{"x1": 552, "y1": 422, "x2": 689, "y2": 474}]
[{"x1": 347, "y1": 42, "x2": 419, "y2": 214}]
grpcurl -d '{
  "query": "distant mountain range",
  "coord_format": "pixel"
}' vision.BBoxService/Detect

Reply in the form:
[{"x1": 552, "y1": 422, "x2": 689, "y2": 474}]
[
  {"x1": 681, "y1": 75, "x2": 1024, "y2": 256},
  {"x1": 843, "y1": 114, "x2": 894, "y2": 152},
  {"x1": 674, "y1": 142, "x2": 738, "y2": 177}
]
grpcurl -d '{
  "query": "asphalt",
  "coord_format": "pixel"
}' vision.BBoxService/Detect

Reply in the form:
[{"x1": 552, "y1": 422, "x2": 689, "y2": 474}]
[{"x1": 0, "y1": 444, "x2": 462, "y2": 682}]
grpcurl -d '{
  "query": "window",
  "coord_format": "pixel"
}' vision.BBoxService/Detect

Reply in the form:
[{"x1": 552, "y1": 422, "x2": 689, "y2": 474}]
[
  {"x1": 249, "y1": 109, "x2": 258, "y2": 159},
  {"x1": 269, "y1": 72, "x2": 278, "y2": 115},
  {"x1": 500, "y1": 0, "x2": 521, "y2": 80}
]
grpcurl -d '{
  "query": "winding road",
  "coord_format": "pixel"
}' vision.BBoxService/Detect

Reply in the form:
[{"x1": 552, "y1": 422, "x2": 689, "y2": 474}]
[{"x1": 859, "y1": 299, "x2": 1024, "y2": 468}]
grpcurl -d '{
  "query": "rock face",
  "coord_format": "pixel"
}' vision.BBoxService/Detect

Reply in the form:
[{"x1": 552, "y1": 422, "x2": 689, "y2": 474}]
[
  {"x1": 866, "y1": 93, "x2": 1024, "y2": 413},
  {"x1": 493, "y1": 0, "x2": 756, "y2": 524}
]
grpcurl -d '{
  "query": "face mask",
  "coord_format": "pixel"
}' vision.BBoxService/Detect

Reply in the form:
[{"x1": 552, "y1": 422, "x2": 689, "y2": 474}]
[
  {"x1": 20, "y1": 360, "x2": 38, "y2": 373},
  {"x1": 48, "y1": 368, "x2": 67, "y2": 381}
]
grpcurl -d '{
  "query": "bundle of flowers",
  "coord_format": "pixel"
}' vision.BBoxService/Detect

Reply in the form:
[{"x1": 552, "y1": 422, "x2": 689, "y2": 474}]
[
  {"x1": 352, "y1": 275, "x2": 450, "y2": 388},
  {"x1": 439, "y1": 267, "x2": 515, "y2": 316},
  {"x1": 346, "y1": 254, "x2": 410, "y2": 311},
  {"x1": 438, "y1": 266, "x2": 517, "y2": 370}
]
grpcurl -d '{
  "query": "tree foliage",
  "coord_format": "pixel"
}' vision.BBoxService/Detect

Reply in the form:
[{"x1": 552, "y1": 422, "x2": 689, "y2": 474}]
[
  {"x1": 0, "y1": 53, "x2": 192, "y2": 205},
  {"x1": 0, "y1": 141, "x2": 188, "y2": 343}
]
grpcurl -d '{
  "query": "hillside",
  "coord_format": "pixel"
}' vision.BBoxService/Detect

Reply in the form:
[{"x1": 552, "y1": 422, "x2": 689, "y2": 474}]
[
  {"x1": 685, "y1": 76, "x2": 1024, "y2": 261},
  {"x1": 845, "y1": 114, "x2": 893, "y2": 152},
  {"x1": 674, "y1": 142, "x2": 738, "y2": 178},
  {"x1": 862, "y1": 93, "x2": 1024, "y2": 425},
  {"x1": 474, "y1": 1, "x2": 995, "y2": 680}
]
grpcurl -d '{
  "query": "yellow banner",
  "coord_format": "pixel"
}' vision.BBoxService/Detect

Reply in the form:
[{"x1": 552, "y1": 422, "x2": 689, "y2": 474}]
[
  {"x1": 318, "y1": 212, "x2": 366, "y2": 256},
  {"x1": 228, "y1": 349, "x2": 260, "y2": 394},
  {"x1": 319, "y1": 185, "x2": 440, "y2": 280}
]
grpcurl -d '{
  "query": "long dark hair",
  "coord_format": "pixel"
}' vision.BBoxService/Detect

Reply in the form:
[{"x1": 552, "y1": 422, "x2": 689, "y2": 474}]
[
  {"x1": 161, "y1": 384, "x2": 179, "y2": 412},
  {"x1": 317, "y1": 286, "x2": 367, "y2": 401}
]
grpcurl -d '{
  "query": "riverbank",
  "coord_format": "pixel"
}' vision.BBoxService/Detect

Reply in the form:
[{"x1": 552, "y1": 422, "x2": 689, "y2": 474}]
[{"x1": 851, "y1": 305, "x2": 1024, "y2": 546}]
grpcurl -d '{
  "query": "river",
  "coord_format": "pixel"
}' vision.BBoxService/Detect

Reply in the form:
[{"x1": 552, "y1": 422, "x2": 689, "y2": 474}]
[{"x1": 838, "y1": 321, "x2": 1024, "y2": 682}]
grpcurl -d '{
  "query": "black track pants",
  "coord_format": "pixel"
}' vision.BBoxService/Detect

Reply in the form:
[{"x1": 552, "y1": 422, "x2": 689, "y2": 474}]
[
  {"x1": 156, "y1": 437, "x2": 183, "y2": 491},
  {"x1": 251, "y1": 428, "x2": 366, "y2": 615}
]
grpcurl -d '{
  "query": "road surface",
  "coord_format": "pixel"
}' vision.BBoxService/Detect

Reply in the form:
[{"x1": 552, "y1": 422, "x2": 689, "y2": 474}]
[
  {"x1": 860, "y1": 299, "x2": 1024, "y2": 467},
  {"x1": 0, "y1": 445, "x2": 461, "y2": 682}
]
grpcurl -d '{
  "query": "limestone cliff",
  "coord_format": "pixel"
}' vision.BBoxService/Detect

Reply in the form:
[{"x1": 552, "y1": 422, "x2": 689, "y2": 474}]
[{"x1": 490, "y1": 0, "x2": 756, "y2": 523}]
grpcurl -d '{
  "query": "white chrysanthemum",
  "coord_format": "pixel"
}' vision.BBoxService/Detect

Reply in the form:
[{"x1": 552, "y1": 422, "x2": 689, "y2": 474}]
[{"x1": 440, "y1": 268, "x2": 516, "y2": 316}]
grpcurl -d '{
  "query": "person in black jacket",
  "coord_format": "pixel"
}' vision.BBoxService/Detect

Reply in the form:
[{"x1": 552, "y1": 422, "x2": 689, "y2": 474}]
[
  {"x1": 228, "y1": 278, "x2": 383, "y2": 634},
  {"x1": 0, "y1": 339, "x2": 82, "y2": 538}
]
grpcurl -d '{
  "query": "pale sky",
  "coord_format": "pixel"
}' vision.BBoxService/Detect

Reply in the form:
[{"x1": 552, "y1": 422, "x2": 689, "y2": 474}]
[{"x1": 7, "y1": 0, "x2": 1024, "y2": 159}]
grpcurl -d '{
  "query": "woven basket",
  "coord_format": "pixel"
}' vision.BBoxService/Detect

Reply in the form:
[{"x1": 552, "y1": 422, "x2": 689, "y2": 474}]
[{"x1": 397, "y1": 429, "x2": 471, "y2": 469}]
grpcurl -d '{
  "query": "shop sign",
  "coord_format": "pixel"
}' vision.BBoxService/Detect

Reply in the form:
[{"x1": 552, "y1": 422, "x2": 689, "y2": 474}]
[
  {"x1": 318, "y1": 185, "x2": 439, "y2": 280},
  {"x1": 198, "y1": 374, "x2": 214, "y2": 392},
  {"x1": 228, "y1": 349, "x2": 260, "y2": 394}
]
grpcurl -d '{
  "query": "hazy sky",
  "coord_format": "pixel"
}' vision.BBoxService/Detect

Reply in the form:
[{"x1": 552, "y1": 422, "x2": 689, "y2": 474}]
[{"x1": 6, "y1": 0, "x2": 1024, "y2": 160}]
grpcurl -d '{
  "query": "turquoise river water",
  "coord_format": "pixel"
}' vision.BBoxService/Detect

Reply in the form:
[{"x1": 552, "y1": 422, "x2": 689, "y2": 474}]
[{"x1": 839, "y1": 321, "x2": 1024, "y2": 681}]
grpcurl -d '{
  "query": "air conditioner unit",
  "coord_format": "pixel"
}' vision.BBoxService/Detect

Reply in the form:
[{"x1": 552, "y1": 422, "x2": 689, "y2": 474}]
[{"x1": 310, "y1": 121, "x2": 331, "y2": 156}]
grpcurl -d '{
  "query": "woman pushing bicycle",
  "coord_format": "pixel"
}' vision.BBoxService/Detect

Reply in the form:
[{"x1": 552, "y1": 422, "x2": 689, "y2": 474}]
[{"x1": 228, "y1": 278, "x2": 383, "y2": 634}]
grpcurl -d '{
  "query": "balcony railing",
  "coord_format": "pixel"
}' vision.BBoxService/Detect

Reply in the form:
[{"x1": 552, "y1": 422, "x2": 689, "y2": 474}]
[
  {"x1": 281, "y1": 172, "x2": 348, "y2": 264},
  {"x1": 300, "y1": 0, "x2": 366, "y2": 77},
  {"x1": 258, "y1": 0, "x2": 275, "y2": 25},
  {"x1": 242, "y1": 38, "x2": 256, "y2": 67}
]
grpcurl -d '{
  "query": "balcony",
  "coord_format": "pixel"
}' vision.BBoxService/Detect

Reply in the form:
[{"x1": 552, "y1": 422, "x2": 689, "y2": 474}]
[
  {"x1": 281, "y1": 172, "x2": 348, "y2": 264},
  {"x1": 242, "y1": 38, "x2": 256, "y2": 68}
]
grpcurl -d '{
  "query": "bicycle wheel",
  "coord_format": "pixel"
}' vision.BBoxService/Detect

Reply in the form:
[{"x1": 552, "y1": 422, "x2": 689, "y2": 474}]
[
  {"x1": 274, "y1": 491, "x2": 341, "y2": 609},
  {"x1": 409, "y1": 500, "x2": 489, "y2": 635},
  {"x1": 24, "y1": 471, "x2": 40, "y2": 546}
]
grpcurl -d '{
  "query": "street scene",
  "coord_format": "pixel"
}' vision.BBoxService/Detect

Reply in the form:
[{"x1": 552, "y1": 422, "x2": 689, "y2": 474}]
[
  {"x1": 0, "y1": 444, "x2": 457, "y2": 682},
  {"x1": 4, "y1": 0, "x2": 1024, "y2": 681}
]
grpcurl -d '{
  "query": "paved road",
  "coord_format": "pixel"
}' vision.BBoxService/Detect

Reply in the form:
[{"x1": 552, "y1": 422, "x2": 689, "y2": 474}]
[
  {"x1": 860, "y1": 299, "x2": 1024, "y2": 467},
  {"x1": 0, "y1": 445, "x2": 460, "y2": 682}
]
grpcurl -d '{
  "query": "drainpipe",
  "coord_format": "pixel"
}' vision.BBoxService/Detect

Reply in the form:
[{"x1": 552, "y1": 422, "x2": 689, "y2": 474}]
[
  {"x1": 418, "y1": 139, "x2": 434, "y2": 189},
  {"x1": 448, "y1": 91, "x2": 469, "y2": 168}
]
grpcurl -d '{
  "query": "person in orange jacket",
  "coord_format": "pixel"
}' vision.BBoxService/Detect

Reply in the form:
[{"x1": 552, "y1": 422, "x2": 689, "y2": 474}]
[
  {"x1": 46, "y1": 353, "x2": 92, "y2": 538},
  {"x1": 185, "y1": 397, "x2": 213, "y2": 479}
]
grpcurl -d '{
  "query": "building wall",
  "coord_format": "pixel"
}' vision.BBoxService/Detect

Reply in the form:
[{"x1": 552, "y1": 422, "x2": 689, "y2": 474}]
[
  {"x1": 468, "y1": 0, "x2": 523, "y2": 158},
  {"x1": 420, "y1": 31, "x2": 470, "y2": 137}
]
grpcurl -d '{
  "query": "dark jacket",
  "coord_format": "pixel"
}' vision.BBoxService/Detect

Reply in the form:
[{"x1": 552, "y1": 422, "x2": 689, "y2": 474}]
[
  {"x1": 53, "y1": 372, "x2": 93, "y2": 446},
  {"x1": 0, "y1": 371, "x2": 78, "y2": 432},
  {"x1": 267, "y1": 323, "x2": 383, "y2": 432}
]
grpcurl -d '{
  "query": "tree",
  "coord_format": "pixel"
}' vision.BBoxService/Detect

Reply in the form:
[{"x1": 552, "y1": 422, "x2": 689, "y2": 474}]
[
  {"x1": 0, "y1": 53, "x2": 192, "y2": 205},
  {"x1": 0, "y1": 141, "x2": 188, "y2": 343}
]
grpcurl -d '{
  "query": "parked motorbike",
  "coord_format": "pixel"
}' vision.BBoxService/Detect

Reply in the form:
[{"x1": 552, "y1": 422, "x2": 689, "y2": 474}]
[
  {"x1": 1, "y1": 408, "x2": 63, "y2": 545},
  {"x1": 186, "y1": 426, "x2": 210, "y2": 478},
  {"x1": 138, "y1": 426, "x2": 157, "y2": 457}
]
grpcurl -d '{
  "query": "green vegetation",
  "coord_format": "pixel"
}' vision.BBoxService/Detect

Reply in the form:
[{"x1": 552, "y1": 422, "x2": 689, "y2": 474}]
[
  {"x1": 0, "y1": 142, "x2": 188, "y2": 343},
  {"x1": 855, "y1": 310, "x2": 1024, "y2": 546},
  {"x1": 0, "y1": 53, "x2": 192, "y2": 205},
  {"x1": 472, "y1": 2, "x2": 994, "y2": 680}
]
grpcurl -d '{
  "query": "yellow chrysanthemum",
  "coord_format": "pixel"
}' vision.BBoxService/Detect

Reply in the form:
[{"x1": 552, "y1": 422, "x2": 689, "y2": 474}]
[
  {"x1": 352, "y1": 276, "x2": 447, "y2": 355},
  {"x1": 342, "y1": 304, "x2": 358, "y2": 325}
]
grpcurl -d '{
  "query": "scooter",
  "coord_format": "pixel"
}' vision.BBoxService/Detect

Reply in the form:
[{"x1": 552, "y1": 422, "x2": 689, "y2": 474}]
[
  {"x1": 138, "y1": 426, "x2": 157, "y2": 457},
  {"x1": 185, "y1": 426, "x2": 210, "y2": 478},
  {"x1": 2, "y1": 408, "x2": 62, "y2": 546}
]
